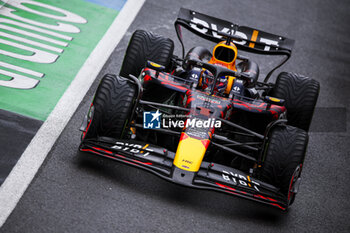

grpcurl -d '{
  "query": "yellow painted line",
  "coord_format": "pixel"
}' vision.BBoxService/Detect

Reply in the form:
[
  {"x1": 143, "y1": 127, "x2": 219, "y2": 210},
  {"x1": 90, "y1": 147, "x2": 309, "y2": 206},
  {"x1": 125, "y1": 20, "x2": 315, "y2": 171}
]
[{"x1": 249, "y1": 30, "x2": 259, "y2": 48}]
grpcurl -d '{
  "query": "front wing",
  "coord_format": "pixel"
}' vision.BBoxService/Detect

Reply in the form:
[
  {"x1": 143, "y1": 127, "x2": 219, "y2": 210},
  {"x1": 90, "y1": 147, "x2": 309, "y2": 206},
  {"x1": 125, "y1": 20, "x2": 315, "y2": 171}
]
[{"x1": 80, "y1": 137, "x2": 289, "y2": 210}]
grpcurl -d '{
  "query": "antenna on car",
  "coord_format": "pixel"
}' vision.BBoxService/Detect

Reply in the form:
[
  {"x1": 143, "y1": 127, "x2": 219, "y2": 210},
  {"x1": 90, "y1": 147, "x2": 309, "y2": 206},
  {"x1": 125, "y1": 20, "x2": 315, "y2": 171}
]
[
  {"x1": 225, "y1": 24, "x2": 238, "y2": 45},
  {"x1": 217, "y1": 28, "x2": 243, "y2": 45},
  {"x1": 225, "y1": 32, "x2": 231, "y2": 45}
]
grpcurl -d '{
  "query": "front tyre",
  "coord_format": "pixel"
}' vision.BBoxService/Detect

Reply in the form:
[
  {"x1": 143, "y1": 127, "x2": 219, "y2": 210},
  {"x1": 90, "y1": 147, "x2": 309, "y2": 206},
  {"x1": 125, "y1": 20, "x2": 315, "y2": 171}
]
[
  {"x1": 261, "y1": 125, "x2": 308, "y2": 206},
  {"x1": 82, "y1": 74, "x2": 136, "y2": 140}
]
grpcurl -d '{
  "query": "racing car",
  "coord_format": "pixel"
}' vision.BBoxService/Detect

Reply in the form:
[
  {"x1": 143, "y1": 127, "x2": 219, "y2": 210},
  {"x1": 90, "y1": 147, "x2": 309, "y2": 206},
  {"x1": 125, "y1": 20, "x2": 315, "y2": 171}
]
[{"x1": 79, "y1": 8, "x2": 320, "y2": 210}]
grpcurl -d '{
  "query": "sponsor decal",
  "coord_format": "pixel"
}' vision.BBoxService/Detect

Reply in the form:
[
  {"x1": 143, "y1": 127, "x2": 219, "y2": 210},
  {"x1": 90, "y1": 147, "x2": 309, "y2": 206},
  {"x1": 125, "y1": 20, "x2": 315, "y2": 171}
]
[
  {"x1": 111, "y1": 141, "x2": 153, "y2": 157},
  {"x1": 182, "y1": 159, "x2": 193, "y2": 164},
  {"x1": 222, "y1": 170, "x2": 260, "y2": 191},
  {"x1": 197, "y1": 94, "x2": 221, "y2": 104},
  {"x1": 186, "y1": 130, "x2": 208, "y2": 139},
  {"x1": 189, "y1": 17, "x2": 279, "y2": 51}
]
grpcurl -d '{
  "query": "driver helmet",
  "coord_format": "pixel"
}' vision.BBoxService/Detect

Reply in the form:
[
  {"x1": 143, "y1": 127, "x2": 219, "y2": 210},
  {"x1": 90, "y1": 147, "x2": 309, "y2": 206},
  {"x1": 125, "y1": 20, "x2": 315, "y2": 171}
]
[{"x1": 201, "y1": 70, "x2": 228, "y2": 93}]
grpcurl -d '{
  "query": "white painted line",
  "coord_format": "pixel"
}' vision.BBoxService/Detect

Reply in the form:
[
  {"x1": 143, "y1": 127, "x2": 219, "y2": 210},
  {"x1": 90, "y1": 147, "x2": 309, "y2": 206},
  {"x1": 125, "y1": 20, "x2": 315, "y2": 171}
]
[
  {"x1": 0, "y1": 61, "x2": 44, "y2": 78},
  {"x1": 0, "y1": 0, "x2": 145, "y2": 227},
  {"x1": 0, "y1": 0, "x2": 9, "y2": 8}
]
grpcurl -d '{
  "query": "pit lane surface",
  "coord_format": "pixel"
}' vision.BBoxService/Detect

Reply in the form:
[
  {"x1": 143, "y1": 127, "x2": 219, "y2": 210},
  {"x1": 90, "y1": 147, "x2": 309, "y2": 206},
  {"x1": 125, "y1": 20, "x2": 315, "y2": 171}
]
[{"x1": 2, "y1": 0, "x2": 350, "y2": 232}]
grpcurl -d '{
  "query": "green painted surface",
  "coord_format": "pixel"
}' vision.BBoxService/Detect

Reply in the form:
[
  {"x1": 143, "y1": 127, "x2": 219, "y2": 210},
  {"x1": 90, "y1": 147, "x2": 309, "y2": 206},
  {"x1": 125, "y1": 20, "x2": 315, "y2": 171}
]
[{"x1": 0, "y1": 0, "x2": 118, "y2": 120}]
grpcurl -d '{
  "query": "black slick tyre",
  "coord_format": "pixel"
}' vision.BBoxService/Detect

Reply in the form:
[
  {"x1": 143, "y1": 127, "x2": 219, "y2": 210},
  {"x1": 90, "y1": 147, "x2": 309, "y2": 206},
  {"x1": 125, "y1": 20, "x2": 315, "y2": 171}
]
[
  {"x1": 273, "y1": 72, "x2": 320, "y2": 131},
  {"x1": 120, "y1": 29, "x2": 174, "y2": 78},
  {"x1": 83, "y1": 74, "x2": 135, "y2": 140},
  {"x1": 261, "y1": 125, "x2": 308, "y2": 205}
]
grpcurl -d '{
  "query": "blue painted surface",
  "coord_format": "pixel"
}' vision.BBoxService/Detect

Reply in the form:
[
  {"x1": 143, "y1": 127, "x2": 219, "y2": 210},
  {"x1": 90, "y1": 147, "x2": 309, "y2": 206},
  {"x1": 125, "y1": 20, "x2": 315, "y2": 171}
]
[{"x1": 84, "y1": 0, "x2": 127, "y2": 11}]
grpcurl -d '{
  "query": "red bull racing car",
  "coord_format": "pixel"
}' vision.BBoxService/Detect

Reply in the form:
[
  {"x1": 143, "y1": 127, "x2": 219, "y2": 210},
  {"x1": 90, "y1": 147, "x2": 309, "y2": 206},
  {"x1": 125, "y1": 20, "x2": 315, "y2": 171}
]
[{"x1": 79, "y1": 8, "x2": 320, "y2": 210}]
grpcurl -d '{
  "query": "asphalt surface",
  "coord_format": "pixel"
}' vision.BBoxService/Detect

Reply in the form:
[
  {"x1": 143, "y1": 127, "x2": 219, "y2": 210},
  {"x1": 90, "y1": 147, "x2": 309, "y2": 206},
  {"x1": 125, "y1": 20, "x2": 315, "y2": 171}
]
[
  {"x1": 0, "y1": 110, "x2": 42, "y2": 185},
  {"x1": 2, "y1": 0, "x2": 350, "y2": 232}
]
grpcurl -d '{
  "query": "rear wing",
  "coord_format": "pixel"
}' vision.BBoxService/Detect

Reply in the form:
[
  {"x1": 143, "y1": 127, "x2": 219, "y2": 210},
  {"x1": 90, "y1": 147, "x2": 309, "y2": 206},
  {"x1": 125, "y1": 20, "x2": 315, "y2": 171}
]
[{"x1": 174, "y1": 8, "x2": 295, "y2": 81}]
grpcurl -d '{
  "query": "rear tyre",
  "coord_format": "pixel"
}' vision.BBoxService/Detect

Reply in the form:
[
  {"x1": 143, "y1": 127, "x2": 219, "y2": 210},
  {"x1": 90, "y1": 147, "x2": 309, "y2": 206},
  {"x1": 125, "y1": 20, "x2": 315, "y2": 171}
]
[
  {"x1": 261, "y1": 125, "x2": 308, "y2": 206},
  {"x1": 120, "y1": 29, "x2": 174, "y2": 78},
  {"x1": 83, "y1": 74, "x2": 136, "y2": 140},
  {"x1": 273, "y1": 72, "x2": 320, "y2": 131}
]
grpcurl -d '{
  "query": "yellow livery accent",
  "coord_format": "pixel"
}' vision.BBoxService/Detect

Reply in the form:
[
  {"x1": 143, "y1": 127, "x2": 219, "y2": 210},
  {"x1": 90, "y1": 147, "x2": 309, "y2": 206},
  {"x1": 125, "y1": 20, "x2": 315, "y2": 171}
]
[
  {"x1": 225, "y1": 76, "x2": 235, "y2": 94},
  {"x1": 140, "y1": 144, "x2": 149, "y2": 154},
  {"x1": 174, "y1": 133, "x2": 208, "y2": 172},
  {"x1": 149, "y1": 62, "x2": 162, "y2": 68},
  {"x1": 210, "y1": 41, "x2": 238, "y2": 69},
  {"x1": 249, "y1": 30, "x2": 259, "y2": 48},
  {"x1": 269, "y1": 97, "x2": 281, "y2": 102}
]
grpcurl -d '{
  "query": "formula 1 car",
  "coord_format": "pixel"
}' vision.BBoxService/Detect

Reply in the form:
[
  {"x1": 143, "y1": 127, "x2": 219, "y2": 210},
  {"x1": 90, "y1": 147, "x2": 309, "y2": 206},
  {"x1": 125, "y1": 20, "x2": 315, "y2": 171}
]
[{"x1": 79, "y1": 8, "x2": 320, "y2": 210}]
